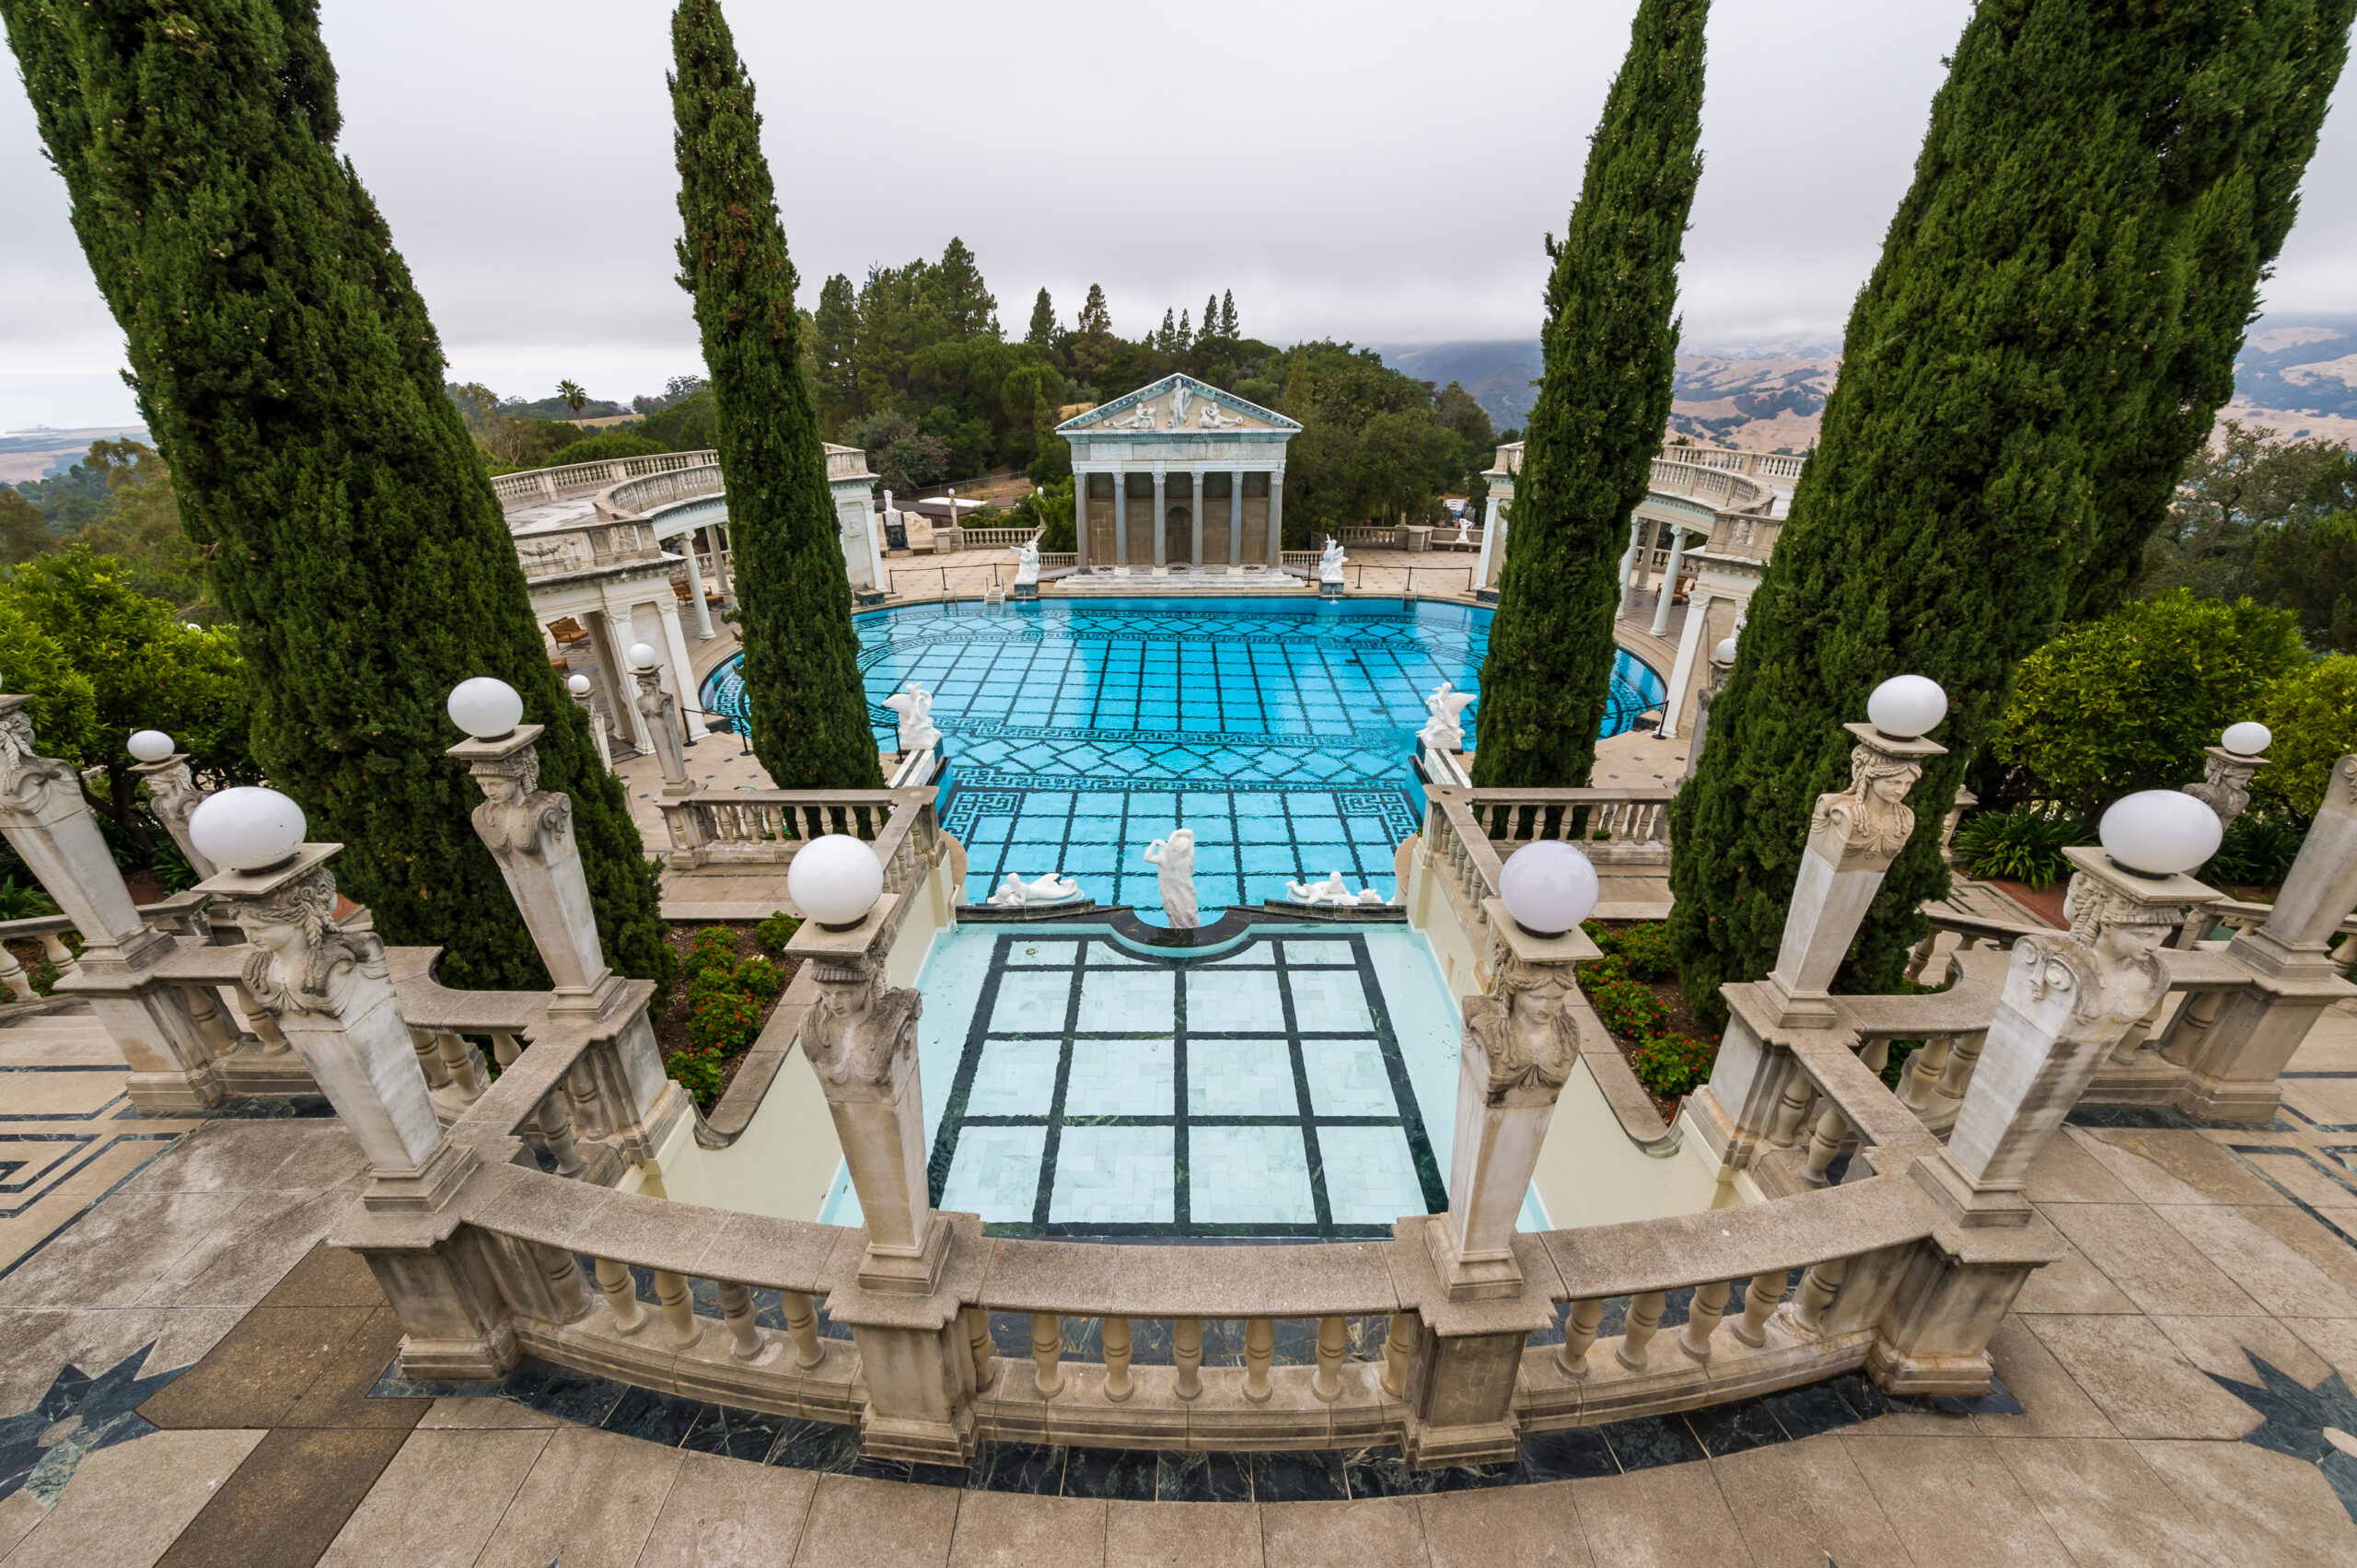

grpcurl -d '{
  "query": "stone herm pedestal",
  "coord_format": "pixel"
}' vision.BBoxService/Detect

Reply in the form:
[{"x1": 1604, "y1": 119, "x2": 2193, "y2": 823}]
[
  {"x1": 0, "y1": 695, "x2": 227, "y2": 1109},
  {"x1": 632, "y1": 665, "x2": 693, "y2": 798},
  {"x1": 1424, "y1": 902, "x2": 1598, "y2": 1300},
  {"x1": 132, "y1": 747, "x2": 217, "y2": 881}
]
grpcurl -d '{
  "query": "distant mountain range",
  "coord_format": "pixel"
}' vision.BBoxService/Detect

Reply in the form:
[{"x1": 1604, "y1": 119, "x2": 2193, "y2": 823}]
[{"x1": 1375, "y1": 313, "x2": 2357, "y2": 453}]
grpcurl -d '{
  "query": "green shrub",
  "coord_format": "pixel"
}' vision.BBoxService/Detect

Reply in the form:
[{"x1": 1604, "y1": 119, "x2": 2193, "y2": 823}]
[
  {"x1": 755, "y1": 910, "x2": 801, "y2": 955},
  {"x1": 1582, "y1": 963, "x2": 1667, "y2": 1041},
  {"x1": 1950, "y1": 807, "x2": 2085, "y2": 890},
  {"x1": 735, "y1": 956, "x2": 785, "y2": 1001},
  {"x1": 687, "y1": 988, "x2": 763, "y2": 1054},
  {"x1": 2203, "y1": 814, "x2": 2304, "y2": 889},
  {"x1": 0, "y1": 876, "x2": 58, "y2": 921},
  {"x1": 2256, "y1": 655, "x2": 2357, "y2": 818},
  {"x1": 682, "y1": 926, "x2": 739, "y2": 981},
  {"x1": 1631, "y1": 1032, "x2": 1716, "y2": 1100},
  {"x1": 545, "y1": 432, "x2": 662, "y2": 469},
  {"x1": 669, "y1": 1047, "x2": 726, "y2": 1108}
]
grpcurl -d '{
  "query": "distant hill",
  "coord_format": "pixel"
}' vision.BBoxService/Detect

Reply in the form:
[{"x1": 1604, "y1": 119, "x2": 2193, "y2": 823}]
[
  {"x1": 0, "y1": 424, "x2": 151, "y2": 486},
  {"x1": 1378, "y1": 314, "x2": 2357, "y2": 453}
]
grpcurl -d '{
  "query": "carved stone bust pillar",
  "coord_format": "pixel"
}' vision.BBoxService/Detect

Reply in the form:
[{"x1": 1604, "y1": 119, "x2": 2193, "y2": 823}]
[
  {"x1": 132, "y1": 750, "x2": 217, "y2": 881},
  {"x1": 446, "y1": 726, "x2": 617, "y2": 1015},
  {"x1": 633, "y1": 667, "x2": 691, "y2": 796},
  {"x1": 0, "y1": 695, "x2": 154, "y2": 965}
]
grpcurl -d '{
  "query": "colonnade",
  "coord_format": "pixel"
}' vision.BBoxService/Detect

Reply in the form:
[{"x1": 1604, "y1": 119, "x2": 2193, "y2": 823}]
[
  {"x1": 1615, "y1": 514, "x2": 1699, "y2": 633},
  {"x1": 1072, "y1": 465, "x2": 1285, "y2": 571}
]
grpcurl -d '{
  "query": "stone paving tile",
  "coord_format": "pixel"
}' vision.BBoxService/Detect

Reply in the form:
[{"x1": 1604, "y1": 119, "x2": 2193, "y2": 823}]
[
  {"x1": 791, "y1": 1472, "x2": 961, "y2": 1567},
  {"x1": 2041, "y1": 1202, "x2": 2263, "y2": 1318},
  {"x1": 2021, "y1": 1315, "x2": 2264, "y2": 1441},
  {"x1": 0, "y1": 1427, "x2": 263, "y2": 1568},
  {"x1": 136, "y1": 1306, "x2": 377, "y2": 1431},
  {"x1": 314, "y1": 1427, "x2": 553, "y2": 1568},
  {"x1": 474, "y1": 1423, "x2": 685, "y2": 1568},
  {"x1": 1416, "y1": 1480, "x2": 1590, "y2": 1568},
  {"x1": 2146, "y1": 1314, "x2": 2338, "y2": 1387},
  {"x1": 2132, "y1": 1438, "x2": 2357, "y2": 1567},
  {"x1": 1840, "y1": 1433, "x2": 2069, "y2": 1566},
  {"x1": 948, "y1": 1489, "x2": 1108, "y2": 1567},
  {"x1": 1260, "y1": 1495, "x2": 1430, "y2": 1568},
  {"x1": 632, "y1": 1449, "x2": 819, "y2": 1568},
  {"x1": 414, "y1": 1394, "x2": 563, "y2": 1430},
  {"x1": 1993, "y1": 1436, "x2": 2231, "y2": 1568},
  {"x1": 0, "y1": 1192, "x2": 252, "y2": 1311},
  {"x1": 1970, "y1": 1315, "x2": 2119, "y2": 1439},
  {"x1": 0, "y1": 1487, "x2": 42, "y2": 1557},
  {"x1": 2151, "y1": 1204, "x2": 2357, "y2": 1318},
  {"x1": 1709, "y1": 1433, "x2": 1911, "y2": 1566},
  {"x1": 2069, "y1": 1127, "x2": 2289, "y2": 1208},
  {"x1": 2020, "y1": 1132, "x2": 2141, "y2": 1205},
  {"x1": 1566, "y1": 1461, "x2": 1750, "y2": 1567},
  {"x1": 153, "y1": 1426, "x2": 413, "y2": 1568},
  {"x1": 1103, "y1": 1499, "x2": 1263, "y2": 1568}
]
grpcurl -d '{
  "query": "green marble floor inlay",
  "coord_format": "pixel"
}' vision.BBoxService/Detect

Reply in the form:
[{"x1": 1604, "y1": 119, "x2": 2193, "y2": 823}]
[{"x1": 925, "y1": 932, "x2": 1447, "y2": 1238}]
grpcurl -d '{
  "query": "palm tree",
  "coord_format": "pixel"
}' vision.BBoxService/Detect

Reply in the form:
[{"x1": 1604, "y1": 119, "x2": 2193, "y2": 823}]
[{"x1": 556, "y1": 378, "x2": 588, "y2": 415}]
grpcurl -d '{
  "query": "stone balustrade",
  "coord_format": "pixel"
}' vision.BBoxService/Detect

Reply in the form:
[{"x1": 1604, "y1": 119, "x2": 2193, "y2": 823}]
[
  {"x1": 1451, "y1": 786, "x2": 1674, "y2": 865},
  {"x1": 658, "y1": 786, "x2": 943, "y2": 882},
  {"x1": 929, "y1": 525, "x2": 1039, "y2": 552},
  {"x1": 599, "y1": 463, "x2": 726, "y2": 520},
  {"x1": 492, "y1": 450, "x2": 717, "y2": 508},
  {"x1": 511, "y1": 520, "x2": 666, "y2": 581}
]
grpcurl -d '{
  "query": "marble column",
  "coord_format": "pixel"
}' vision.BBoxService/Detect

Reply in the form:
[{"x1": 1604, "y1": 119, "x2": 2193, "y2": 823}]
[
  {"x1": 1114, "y1": 473, "x2": 1128, "y2": 567},
  {"x1": 1615, "y1": 517, "x2": 1643, "y2": 617},
  {"x1": 1152, "y1": 467, "x2": 1167, "y2": 568},
  {"x1": 679, "y1": 534, "x2": 714, "y2": 639},
  {"x1": 1649, "y1": 526, "x2": 1689, "y2": 636},
  {"x1": 1073, "y1": 470, "x2": 1090, "y2": 570},
  {"x1": 591, "y1": 608, "x2": 654, "y2": 753},
  {"x1": 1190, "y1": 469, "x2": 1203, "y2": 568},
  {"x1": 1268, "y1": 468, "x2": 1286, "y2": 562},
  {"x1": 655, "y1": 598, "x2": 709, "y2": 738},
  {"x1": 1657, "y1": 591, "x2": 1716, "y2": 741},
  {"x1": 1229, "y1": 470, "x2": 1244, "y2": 566}
]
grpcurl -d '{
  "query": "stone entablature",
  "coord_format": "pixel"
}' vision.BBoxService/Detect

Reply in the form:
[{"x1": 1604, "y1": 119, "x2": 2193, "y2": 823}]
[{"x1": 1057, "y1": 374, "x2": 1300, "y2": 573}]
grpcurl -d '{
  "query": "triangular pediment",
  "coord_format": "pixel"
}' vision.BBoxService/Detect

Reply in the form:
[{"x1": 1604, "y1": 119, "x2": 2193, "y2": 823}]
[{"x1": 1055, "y1": 374, "x2": 1299, "y2": 436}]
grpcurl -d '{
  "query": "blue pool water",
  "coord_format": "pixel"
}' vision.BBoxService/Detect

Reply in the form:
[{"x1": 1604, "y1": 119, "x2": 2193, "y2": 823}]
[{"x1": 702, "y1": 597, "x2": 1664, "y2": 921}]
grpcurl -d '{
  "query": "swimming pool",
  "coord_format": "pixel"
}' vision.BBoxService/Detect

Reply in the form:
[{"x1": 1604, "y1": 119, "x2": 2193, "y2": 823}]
[{"x1": 702, "y1": 597, "x2": 1665, "y2": 920}]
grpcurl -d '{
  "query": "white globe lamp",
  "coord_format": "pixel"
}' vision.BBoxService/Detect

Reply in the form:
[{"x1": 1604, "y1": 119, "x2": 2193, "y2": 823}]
[
  {"x1": 1498, "y1": 840, "x2": 1601, "y2": 938},
  {"x1": 2222, "y1": 721, "x2": 2271, "y2": 757},
  {"x1": 1711, "y1": 636, "x2": 1738, "y2": 665},
  {"x1": 446, "y1": 677, "x2": 525, "y2": 740},
  {"x1": 627, "y1": 642, "x2": 661, "y2": 672},
  {"x1": 2099, "y1": 790, "x2": 2223, "y2": 877},
  {"x1": 189, "y1": 786, "x2": 308, "y2": 874},
  {"x1": 1866, "y1": 675, "x2": 1947, "y2": 738},
  {"x1": 127, "y1": 729, "x2": 175, "y2": 763},
  {"x1": 566, "y1": 673, "x2": 592, "y2": 697},
  {"x1": 787, "y1": 834, "x2": 886, "y2": 928}
]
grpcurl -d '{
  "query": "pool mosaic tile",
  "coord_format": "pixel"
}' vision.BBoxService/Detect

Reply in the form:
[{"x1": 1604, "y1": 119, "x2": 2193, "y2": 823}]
[{"x1": 926, "y1": 931, "x2": 1448, "y2": 1238}]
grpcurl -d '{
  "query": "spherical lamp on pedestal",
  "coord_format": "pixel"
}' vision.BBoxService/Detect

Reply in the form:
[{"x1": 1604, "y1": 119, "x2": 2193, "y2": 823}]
[
  {"x1": 1711, "y1": 636, "x2": 1737, "y2": 666},
  {"x1": 787, "y1": 834, "x2": 887, "y2": 930},
  {"x1": 446, "y1": 678, "x2": 525, "y2": 740},
  {"x1": 566, "y1": 673, "x2": 592, "y2": 697},
  {"x1": 127, "y1": 729, "x2": 175, "y2": 764},
  {"x1": 1866, "y1": 675, "x2": 1947, "y2": 739},
  {"x1": 627, "y1": 643, "x2": 661, "y2": 674},
  {"x1": 2099, "y1": 790, "x2": 2223, "y2": 877},
  {"x1": 189, "y1": 786, "x2": 308, "y2": 875},
  {"x1": 1498, "y1": 840, "x2": 1601, "y2": 939},
  {"x1": 2222, "y1": 721, "x2": 2272, "y2": 757}
]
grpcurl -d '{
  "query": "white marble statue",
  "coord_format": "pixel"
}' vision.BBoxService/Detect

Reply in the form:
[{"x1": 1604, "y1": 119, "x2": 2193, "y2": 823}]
[
  {"x1": 1143, "y1": 829, "x2": 1199, "y2": 929},
  {"x1": 1011, "y1": 539, "x2": 1041, "y2": 587},
  {"x1": 1114, "y1": 401, "x2": 1156, "y2": 430},
  {"x1": 881, "y1": 682, "x2": 940, "y2": 754},
  {"x1": 987, "y1": 870, "x2": 1084, "y2": 907},
  {"x1": 1453, "y1": 517, "x2": 1472, "y2": 547},
  {"x1": 1170, "y1": 383, "x2": 1193, "y2": 427},
  {"x1": 1418, "y1": 681, "x2": 1478, "y2": 751},
  {"x1": 1318, "y1": 537, "x2": 1348, "y2": 585},
  {"x1": 1284, "y1": 870, "x2": 1391, "y2": 907}
]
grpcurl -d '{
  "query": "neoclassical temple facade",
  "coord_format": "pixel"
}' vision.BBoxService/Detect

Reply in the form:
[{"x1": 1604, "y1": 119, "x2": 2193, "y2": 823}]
[{"x1": 1058, "y1": 374, "x2": 1300, "y2": 572}]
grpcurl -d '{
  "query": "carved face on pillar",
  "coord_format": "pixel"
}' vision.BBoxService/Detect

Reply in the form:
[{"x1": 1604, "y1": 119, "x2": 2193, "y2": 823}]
[
  {"x1": 1471, "y1": 955, "x2": 1580, "y2": 1103},
  {"x1": 469, "y1": 749, "x2": 573, "y2": 863},
  {"x1": 1808, "y1": 742, "x2": 1925, "y2": 863},
  {"x1": 0, "y1": 708, "x2": 78, "y2": 819},
  {"x1": 801, "y1": 958, "x2": 923, "y2": 1094},
  {"x1": 238, "y1": 868, "x2": 385, "y2": 1016},
  {"x1": 2014, "y1": 873, "x2": 2183, "y2": 1034}
]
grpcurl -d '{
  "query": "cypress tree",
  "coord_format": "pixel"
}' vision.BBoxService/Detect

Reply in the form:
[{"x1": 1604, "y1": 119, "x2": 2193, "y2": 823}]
[
  {"x1": 670, "y1": 0, "x2": 882, "y2": 791},
  {"x1": 1, "y1": 0, "x2": 671, "y2": 993},
  {"x1": 1666, "y1": 0, "x2": 2356, "y2": 1022},
  {"x1": 1470, "y1": 0, "x2": 1707, "y2": 790}
]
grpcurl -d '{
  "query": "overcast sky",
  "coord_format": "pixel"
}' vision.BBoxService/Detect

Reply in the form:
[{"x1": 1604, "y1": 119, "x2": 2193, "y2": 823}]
[{"x1": 5, "y1": 0, "x2": 2355, "y2": 429}]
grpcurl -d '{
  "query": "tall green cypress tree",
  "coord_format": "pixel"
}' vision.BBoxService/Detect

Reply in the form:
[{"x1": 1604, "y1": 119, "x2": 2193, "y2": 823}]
[
  {"x1": 1470, "y1": 0, "x2": 1707, "y2": 790},
  {"x1": 670, "y1": 0, "x2": 882, "y2": 791},
  {"x1": 2, "y1": 0, "x2": 671, "y2": 994},
  {"x1": 1666, "y1": 0, "x2": 2355, "y2": 1022}
]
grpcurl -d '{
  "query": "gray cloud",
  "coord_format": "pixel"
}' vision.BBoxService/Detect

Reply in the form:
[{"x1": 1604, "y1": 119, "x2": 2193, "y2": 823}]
[{"x1": 4, "y1": 0, "x2": 2353, "y2": 427}]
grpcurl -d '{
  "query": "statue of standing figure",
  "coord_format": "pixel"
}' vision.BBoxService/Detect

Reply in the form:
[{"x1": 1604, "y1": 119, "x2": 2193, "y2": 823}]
[
  {"x1": 1011, "y1": 538, "x2": 1041, "y2": 587},
  {"x1": 1453, "y1": 517, "x2": 1472, "y2": 548},
  {"x1": 1144, "y1": 829, "x2": 1199, "y2": 929},
  {"x1": 881, "y1": 682, "x2": 940, "y2": 755},
  {"x1": 1419, "y1": 681, "x2": 1478, "y2": 752},
  {"x1": 1318, "y1": 536, "x2": 1348, "y2": 584}
]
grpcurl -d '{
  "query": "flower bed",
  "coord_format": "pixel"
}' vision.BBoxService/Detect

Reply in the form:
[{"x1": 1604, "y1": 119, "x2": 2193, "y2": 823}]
[
  {"x1": 654, "y1": 914, "x2": 801, "y2": 1109},
  {"x1": 1580, "y1": 920, "x2": 1719, "y2": 1121}
]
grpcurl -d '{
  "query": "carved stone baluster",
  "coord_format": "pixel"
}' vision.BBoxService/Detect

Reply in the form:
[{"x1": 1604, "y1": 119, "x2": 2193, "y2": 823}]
[
  {"x1": 1785, "y1": 1256, "x2": 1849, "y2": 1338},
  {"x1": 1618, "y1": 1292, "x2": 1666, "y2": 1369},
  {"x1": 1678, "y1": 1279, "x2": 1732, "y2": 1361},
  {"x1": 783, "y1": 1290, "x2": 825, "y2": 1368},
  {"x1": 1030, "y1": 1313, "x2": 1063, "y2": 1398},
  {"x1": 1731, "y1": 1272, "x2": 1783, "y2": 1347},
  {"x1": 540, "y1": 1245, "x2": 589, "y2": 1321},
  {"x1": 1557, "y1": 1299, "x2": 1606, "y2": 1377},
  {"x1": 1312, "y1": 1316, "x2": 1346, "y2": 1402},
  {"x1": 0, "y1": 945, "x2": 32, "y2": 1003},
  {"x1": 717, "y1": 1282, "x2": 778, "y2": 1364},
  {"x1": 1244, "y1": 1318, "x2": 1274, "y2": 1403},
  {"x1": 1933, "y1": 1029, "x2": 1986, "y2": 1107},
  {"x1": 236, "y1": 982, "x2": 293, "y2": 1056},
  {"x1": 566, "y1": 1062, "x2": 607, "y2": 1139},
  {"x1": 435, "y1": 1032, "x2": 484, "y2": 1104},
  {"x1": 1799, "y1": 1102, "x2": 1849, "y2": 1185},
  {"x1": 1768, "y1": 1077, "x2": 1814, "y2": 1146},
  {"x1": 39, "y1": 934, "x2": 76, "y2": 978},
  {"x1": 1174, "y1": 1318, "x2": 1203, "y2": 1401},
  {"x1": 409, "y1": 1026, "x2": 452, "y2": 1090},
  {"x1": 653, "y1": 1271, "x2": 702, "y2": 1347},
  {"x1": 179, "y1": 983, "x2": 240, "y2": 1059},
  {"x1": 1898, "y1": 1035, "x2": 1953, "y2": 1110},
  {"x1": 594, "y1": 1258, "x2": 646, "y2": 1332},
  {"x1": 1381, "y1": 1312, "x2": 1416, "y2": 1399},
  {"x1": 1103, "y1": 1317, "x2": 1134, "y2": 1402}
]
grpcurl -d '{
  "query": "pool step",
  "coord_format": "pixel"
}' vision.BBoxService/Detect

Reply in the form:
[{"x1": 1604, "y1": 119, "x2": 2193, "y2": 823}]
[{"x1": 1055, "y1": 567, "x2": 1313, "y2": 595}]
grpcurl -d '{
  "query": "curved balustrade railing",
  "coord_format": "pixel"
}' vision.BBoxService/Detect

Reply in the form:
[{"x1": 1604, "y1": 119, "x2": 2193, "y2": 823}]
[{"x1": 493, "y1": 446, "x2": 869, "y2": 512}]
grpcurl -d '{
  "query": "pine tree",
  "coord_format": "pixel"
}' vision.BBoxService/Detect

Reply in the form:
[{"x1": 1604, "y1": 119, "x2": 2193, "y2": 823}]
[
  {"x1": 1, "y1": 0, "x2": 670, "y2": 993},
  {"x1": 1157, "y1": 309, "x2": 1177, "y2": 354},
  {"x1": 1026, "y1": 288, "x2": 1056, "y2": 348},
  {"x1": 1078, "y1": 285, "x2": 1112, "y2": 337},
  {"x1": 812, "y1": 273, "x2": 861, "y2": 427},
  {"x1": 1470, "y1": 0, "x2": 1706, "y2": 792},
  {"x1": 1202, "y1": 294, "x2": 1221, "y2": 342},
  {"x1": 925, "y1": 237, "x2": 997, "y2": 340},
  {"x1": 1666, "y1": 0, "x2": 2356, "y2": 1021},
  {"x1": 1220, "y1": 291, "x2": 1239, "y2": 340},
  {"x1": 1177, "y1": 309, "x2": 1192, "y2": 353},
  {"x1": 669, "y1": 0, "x2": 881, "y2": 791}
]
